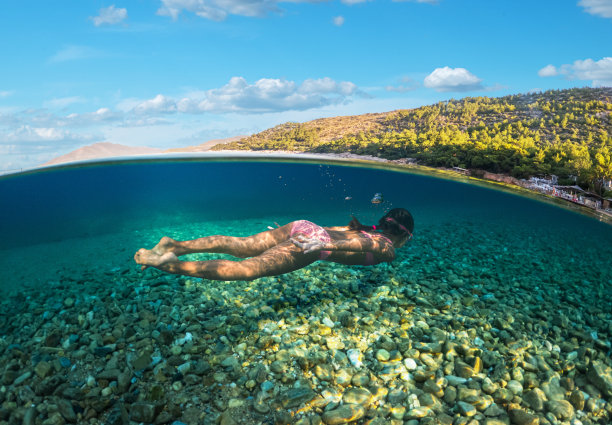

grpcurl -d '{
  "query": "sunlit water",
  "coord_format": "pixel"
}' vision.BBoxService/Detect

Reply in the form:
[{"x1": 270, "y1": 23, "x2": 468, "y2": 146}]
[
  {"x1": 0, "y1": 157, "x2": 610, "y2": 424},
  {"x1": 1, "y1": 158, "x2": 610, "y2": 290}
]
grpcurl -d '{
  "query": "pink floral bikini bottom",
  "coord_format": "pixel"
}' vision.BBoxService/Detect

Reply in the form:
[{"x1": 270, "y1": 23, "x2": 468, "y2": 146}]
[{"x1": 290, "y1": 220, "x2": 332, "y2": 260}]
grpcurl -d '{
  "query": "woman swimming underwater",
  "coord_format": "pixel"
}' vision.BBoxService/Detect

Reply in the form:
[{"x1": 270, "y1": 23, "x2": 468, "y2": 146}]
[{"x1": 134, "y1": 208, "x2": 413, "y2": 281}]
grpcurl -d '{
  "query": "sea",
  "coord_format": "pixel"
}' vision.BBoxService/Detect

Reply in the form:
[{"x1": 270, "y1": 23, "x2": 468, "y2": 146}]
[{"x1": 0, "y1": 156, "x2": 610, "y2": 425}]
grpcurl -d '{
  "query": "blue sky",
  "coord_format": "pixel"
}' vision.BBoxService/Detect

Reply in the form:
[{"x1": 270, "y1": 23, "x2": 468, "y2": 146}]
[{"x1": 1, "y1": 0, "x2": 611, "y2": 170}]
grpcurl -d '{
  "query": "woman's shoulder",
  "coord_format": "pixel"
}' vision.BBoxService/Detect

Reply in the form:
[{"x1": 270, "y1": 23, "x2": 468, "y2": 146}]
[{"x1": 365, "y1": 231, "x2": 394, "y2": 245}]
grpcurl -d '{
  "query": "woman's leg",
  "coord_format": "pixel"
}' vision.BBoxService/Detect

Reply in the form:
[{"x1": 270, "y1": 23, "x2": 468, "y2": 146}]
[
  {"x1": 135, "y1": 241, "x2": 318, "y2": 281},
  {"x1": 148, "y1": 222, "x2": 294, "y2": 258}
]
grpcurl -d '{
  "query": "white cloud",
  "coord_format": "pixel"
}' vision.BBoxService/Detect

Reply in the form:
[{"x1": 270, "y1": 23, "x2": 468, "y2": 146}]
[
  {"x1": 341, "y1": 0, "x2": 369, "y2": 4},
  {"x1": 158, "y1": 0, "x2": 278, "y2": 20},
  {"x1": 539, "y1": 57, "x2": 612, "y2": 86},
  {"x1": 91, "y1": 5, "x2": 128, "y2": 26},
  {"x1": 392, "y1": 0, "x2": 438, "y2": 3},
  {"x1": 333, "y1": 16, "x2": 345, "y2": 26},
  {"x1": 538, "y1": 64, "x2": 558, "y2": 77},
  {"x1": 49, "y1": 46, "x2": 101, "y2": 63},
  {"x1": 385, "y1": 76, "x2": 419, "y2": 93},
  {"x1": 43, "y1": 96, "x2": 86, "y2": 109},
  {"x1": 423, "y1": 67, "x2": 484, "y2": 92},
  {"x1": 2, "y1": 125, "x2": 96, "y2": 144},
  {"x1": 132, "y1": 76, "x2": 361, "y2": 114},
  {"x1": 121, "y1": 117, "x2": 173, "y2": 127},
  {"x1": 0, "y1": 91, "x2": 13, "y2": 98},
  {"x1": 0, "y1": 106, "x2": 122, "y2": 132},
  {"x1": 133, "y1": 94, "x2": 177, "y2": 114},
  {"x1": 64, "y1": 108, "x2": 122, "y2": 126},
  {"x1": 299, "y1": 77, "x2": 357, "y2": 95},
  {"x1": 157, "y1": 0, "x2": 325, "y2": 21},
  {"x1": 385, "y1": 85, "x2": 415, "y2": 93},
  {"x1": 578, "y1": 0, "x2": 612, "y2": 19}
]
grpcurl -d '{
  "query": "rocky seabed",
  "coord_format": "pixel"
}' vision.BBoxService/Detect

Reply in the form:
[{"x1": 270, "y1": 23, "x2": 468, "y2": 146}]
[{"x1": 0, "y1": 222, "x2": 611, "y2": 425}]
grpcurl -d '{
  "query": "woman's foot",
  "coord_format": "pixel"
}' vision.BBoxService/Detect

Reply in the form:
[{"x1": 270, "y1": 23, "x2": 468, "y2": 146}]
[
  {"x1": 134, "y1": 249, "x2": 179, "y2": 270},
  {"x1": 150, "y1": 236, "x2": 178, "y2": 255}
]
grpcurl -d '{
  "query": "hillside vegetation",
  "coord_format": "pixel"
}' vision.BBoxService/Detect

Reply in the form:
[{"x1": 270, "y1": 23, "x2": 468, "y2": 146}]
[{"x1": 212, "y1": 87, "x2": 612, "y2": 194}]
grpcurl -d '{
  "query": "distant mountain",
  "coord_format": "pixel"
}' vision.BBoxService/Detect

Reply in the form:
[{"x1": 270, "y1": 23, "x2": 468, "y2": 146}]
[
  {"x1": 41, "y1": 136, "x2": 246, "y2": 167},
  {"x1": 164, "y1": 136, "x2": 247, "y2": 152},
  {"x1": 42, "y1": 142, "x2": 163, "y2": 166}
]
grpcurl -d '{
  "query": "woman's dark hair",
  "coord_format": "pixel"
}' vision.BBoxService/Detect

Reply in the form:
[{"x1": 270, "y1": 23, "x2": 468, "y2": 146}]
[{"x1": 349, "y1": 208, "x2": 414, "y2": 238}]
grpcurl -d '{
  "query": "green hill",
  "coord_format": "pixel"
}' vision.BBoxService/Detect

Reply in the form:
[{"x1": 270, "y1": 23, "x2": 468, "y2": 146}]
[{"x1": 212, "y1": 87, "x2": 612, "y2": 194}]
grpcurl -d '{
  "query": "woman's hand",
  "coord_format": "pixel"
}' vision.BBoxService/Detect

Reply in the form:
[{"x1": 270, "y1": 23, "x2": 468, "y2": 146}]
[{"x1": 291, "y1": 236, "x2": 327, "y2": 254}]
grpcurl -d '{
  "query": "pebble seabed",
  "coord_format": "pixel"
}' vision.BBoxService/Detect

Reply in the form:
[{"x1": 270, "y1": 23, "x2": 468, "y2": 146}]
[{"x1": 0, "y1": 221, "x2": 611, "y2": 425}]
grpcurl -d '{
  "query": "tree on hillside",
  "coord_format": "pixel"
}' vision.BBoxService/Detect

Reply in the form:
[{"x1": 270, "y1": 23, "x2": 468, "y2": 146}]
[
  {"x1": 590, "y1": 145, "x2": 612, "y2": 195},
  {"x1": 567, "y1": 144, "x2": 593, "y2": 182}
]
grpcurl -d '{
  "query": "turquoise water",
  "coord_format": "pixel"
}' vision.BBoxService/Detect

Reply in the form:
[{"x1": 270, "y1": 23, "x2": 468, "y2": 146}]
[{"x1": 0, "y1": 158, "x2": 611, "y2": 424}]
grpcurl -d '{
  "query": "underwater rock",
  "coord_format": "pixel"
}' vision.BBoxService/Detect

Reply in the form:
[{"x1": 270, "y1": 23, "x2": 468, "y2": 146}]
[
  {"x1": 342, "y1": 388, "x2": 372, "y2": 406},
  {"x1": 545, "y1": 400, "x2": 574, "y2": 420},
  {"x1": 252, "y1": 391, "x2": 270, "y2": 413},
  {"x1": 404, "y1": 358, "x2": 418, "y2": 371},
  {"x1": 279, "y1": 387, "x2": 316, "y2": 408},
  {"x1": 346, "y1": 349, "x2": 363, "y2": 369},
  {"x1": 13, "y1": 371, "x2": 31, "y2": 386},
  {"x1": 587, "y1": 360, "x2": 612, "y2": 398},
  {"x1": 456, "y1": 401, "x2": 477, "y2": 417},
  {"x1": 130, "y1": 351, "x2": 152, "y2": 371},
  {"x1": 130, "y1": 402, "x2": 157, "y2": 423},
  {"x1": 508, "y1": 409, "x2": 539, "y2": 425},
  {"x1": 569, "y1": 389, "x2": 585, "y2": 410},
  {"x1": 43, "y1": 331, "x2": 62, "y2": 347},
  {"x1": 426, "y1": 377, "x2": 446, "y2": 395},
  {"x1": 445, "y1": 375, "x2": 467, "y2": 386},
  {"x1": 483, "y1": 404, "x2": 505, "y2": 417},
  {"x1": 321, "y1": 404, "x2": 365, "y2": 424},
  {"x1": 56, "y1": 399, "x2": 77, "y2": 423},
  {"x1": 507, "y1": 380, "x2": 523, "y2": 395},
  {"x1": 523, "y1": 388, "x2": 546, "y2": 411},
  {"x1": 404, "y1": 407, "x2": 431, "y2": 419},
  {"x1": 454, "y1": 361, "x2": 476, "y2": 379},
  {"x1": 42, "y1": 412, "x2": 65, "y2": 425},
  {"x1": 23, "y1": 407, "x2": 37, "y2": 425},
  {"x1": 334, "y1": 368, "x2": 353, "y2": 386},
  {"x1": 351, "y1": 372, "x2": 369, "y2": 387},
  {"x1": 484, "y1": 419, "x2": 511, "y2": 425},
  {"x1": 34, "y1": 361, "x2": 52, "y2": 379},
  {"x1": 375, "y1": 349, "x2": 390, "y2": 362},
  {"x1": 314, "y1": 364, "x2": 333, "y2": 381},
  {"x1": 387, "y1": 388, "x2": 407, "y2": 405}
]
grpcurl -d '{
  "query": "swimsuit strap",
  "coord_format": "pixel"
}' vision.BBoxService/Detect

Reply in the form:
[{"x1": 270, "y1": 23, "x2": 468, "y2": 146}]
[{"x1": 385, "y1": 217, "x2": 413, "y2": 240}]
